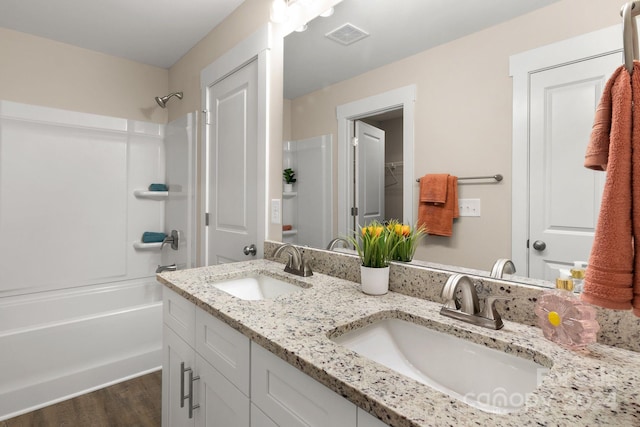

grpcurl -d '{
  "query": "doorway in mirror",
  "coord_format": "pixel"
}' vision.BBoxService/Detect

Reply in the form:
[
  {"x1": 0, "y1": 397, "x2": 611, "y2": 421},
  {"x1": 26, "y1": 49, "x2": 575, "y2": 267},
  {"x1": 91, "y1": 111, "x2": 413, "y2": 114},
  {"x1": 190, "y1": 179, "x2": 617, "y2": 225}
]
[{"x1": 353, "y1": 111, "x2": 404, "y2": 232}]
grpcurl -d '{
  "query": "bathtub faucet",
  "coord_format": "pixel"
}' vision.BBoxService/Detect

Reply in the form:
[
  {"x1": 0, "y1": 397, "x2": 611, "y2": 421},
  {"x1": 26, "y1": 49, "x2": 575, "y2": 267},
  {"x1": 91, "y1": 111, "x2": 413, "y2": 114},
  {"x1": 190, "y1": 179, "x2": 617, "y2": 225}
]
[{"x1": 156, "y1": 264, "x2": 177, "y2": 273}]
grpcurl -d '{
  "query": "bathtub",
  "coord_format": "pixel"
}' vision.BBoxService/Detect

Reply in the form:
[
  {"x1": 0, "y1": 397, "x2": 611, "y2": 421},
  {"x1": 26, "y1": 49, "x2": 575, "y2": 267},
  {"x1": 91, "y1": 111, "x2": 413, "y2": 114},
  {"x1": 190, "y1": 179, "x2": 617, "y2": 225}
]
[{"x1": 0, "y1": 279, "x2": 163, "y2": 421}]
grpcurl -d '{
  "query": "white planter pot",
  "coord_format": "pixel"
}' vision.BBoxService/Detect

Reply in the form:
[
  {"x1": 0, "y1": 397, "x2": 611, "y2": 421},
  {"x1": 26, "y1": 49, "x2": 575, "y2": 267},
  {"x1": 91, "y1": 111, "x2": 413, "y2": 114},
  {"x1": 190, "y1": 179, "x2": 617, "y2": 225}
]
[
  {"x1": 360, "y1": 265, "x2": 390, "y2": 295},
  {"x1": 283, "y1": 183, "x2": 293, "y2": 193}
]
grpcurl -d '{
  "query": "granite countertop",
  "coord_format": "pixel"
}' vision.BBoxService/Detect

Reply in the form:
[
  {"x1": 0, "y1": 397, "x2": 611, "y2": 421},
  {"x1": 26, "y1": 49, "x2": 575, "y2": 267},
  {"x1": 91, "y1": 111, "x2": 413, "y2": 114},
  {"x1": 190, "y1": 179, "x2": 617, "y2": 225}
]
[{"x1": 157, "y1": 259, "x2": 640, "y2": 427}]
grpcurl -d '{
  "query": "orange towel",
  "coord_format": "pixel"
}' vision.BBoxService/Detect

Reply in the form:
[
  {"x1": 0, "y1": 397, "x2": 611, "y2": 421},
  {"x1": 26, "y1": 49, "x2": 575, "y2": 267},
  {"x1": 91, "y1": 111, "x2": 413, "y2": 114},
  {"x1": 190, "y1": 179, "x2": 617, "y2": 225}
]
[
  {"x1": 417, "y1": 175, "x2": 458, "y2": 237},
  {"x1": 419, "y1": 174, "x2": 449, "y2": 203},
  {"x1": 581, "y1": 64, "x2": 636, "y2": 313}
]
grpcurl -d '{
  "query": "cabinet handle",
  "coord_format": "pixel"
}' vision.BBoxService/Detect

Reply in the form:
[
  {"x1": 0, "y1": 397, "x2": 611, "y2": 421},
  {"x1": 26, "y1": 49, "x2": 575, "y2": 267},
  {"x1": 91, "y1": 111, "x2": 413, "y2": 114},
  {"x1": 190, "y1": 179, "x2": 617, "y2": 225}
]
[
  {"x1": 180, "y1": 362, "x2": 189, "y2": 408},
  {"x1": 188, "y1": 370, "x2": 200, "y2": 419}
]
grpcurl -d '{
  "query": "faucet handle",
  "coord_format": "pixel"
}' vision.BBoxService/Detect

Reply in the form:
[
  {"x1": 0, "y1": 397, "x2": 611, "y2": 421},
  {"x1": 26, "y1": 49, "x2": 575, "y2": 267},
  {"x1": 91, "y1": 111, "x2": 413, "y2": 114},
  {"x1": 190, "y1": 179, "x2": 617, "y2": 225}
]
[
  {"x1": 480, "y1": 296, "x2": 510, "y2": 324},
  {"x1": 301, "y1": 258, "x2": 313, "y2": 277}
]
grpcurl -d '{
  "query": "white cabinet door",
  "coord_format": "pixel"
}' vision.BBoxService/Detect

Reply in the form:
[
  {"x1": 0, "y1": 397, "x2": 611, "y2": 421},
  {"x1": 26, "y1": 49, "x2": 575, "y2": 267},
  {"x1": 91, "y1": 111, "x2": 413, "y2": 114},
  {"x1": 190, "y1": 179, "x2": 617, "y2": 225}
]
[
  {"x1": 251, "y1": 404, "x2": 278, "y2": 427},
  {"x1": 529, "y1": 52, "x2": 619, "y2": 280},
  {"x1": 162, "y1": 325, "x2": 196, "y2": 427},
  {"x1": 251, "y1": 343, "x2": 356, "y2": 427},
  {"x1": 357, "y1": 408, "x2": 388, "y2": 427},
  {"x1": 195, "y1": 354, "x2": 250, "y2": 427}
]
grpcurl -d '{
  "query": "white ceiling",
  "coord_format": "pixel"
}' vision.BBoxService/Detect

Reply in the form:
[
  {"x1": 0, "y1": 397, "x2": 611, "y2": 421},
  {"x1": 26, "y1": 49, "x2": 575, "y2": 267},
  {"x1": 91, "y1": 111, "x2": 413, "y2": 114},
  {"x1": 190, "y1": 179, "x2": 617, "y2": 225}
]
[
  {"x1": 284, "y1": 0, "x2": 560, "y2": 99},
  {"x1": 0, "y1": 0, "x2": 561, "y2": 84},
  {"x1": 0, "y1": 0, "x2": 246, "y2": 69}
]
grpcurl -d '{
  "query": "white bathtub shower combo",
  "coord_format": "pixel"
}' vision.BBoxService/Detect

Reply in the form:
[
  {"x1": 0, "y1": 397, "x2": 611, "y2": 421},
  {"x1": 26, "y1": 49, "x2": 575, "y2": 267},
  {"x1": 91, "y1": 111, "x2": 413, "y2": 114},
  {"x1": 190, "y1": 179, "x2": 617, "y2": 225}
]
[{"x1": 0, "y1": 100, "x2": 196, "y2": 420}]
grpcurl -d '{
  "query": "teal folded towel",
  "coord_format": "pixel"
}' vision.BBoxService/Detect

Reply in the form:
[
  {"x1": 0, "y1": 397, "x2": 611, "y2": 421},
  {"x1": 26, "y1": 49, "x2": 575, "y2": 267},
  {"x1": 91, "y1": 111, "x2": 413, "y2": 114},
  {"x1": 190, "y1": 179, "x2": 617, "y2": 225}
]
[
  {"x1": 142, "y1": 232, "x2": 166, "y2": 243},
  {"x1": 148, "y1": 183, "x2": 168, "y2": 192}
]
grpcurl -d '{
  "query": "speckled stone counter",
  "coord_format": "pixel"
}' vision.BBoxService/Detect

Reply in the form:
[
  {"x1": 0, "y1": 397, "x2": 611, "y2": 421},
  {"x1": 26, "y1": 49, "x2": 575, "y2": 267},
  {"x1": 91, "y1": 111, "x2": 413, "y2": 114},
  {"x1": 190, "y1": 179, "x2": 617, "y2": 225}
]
[
  {"x1": 263, "y1": 241, "x2": 640, "y2": 353},
  {"x1": 158, "y1": 259, "x2": 640, "y2": 427}
]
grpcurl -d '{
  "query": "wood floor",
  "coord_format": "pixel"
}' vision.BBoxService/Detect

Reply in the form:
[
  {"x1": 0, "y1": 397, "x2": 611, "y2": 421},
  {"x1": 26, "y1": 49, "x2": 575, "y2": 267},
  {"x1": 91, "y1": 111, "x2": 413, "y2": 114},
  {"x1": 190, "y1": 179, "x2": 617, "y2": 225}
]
[{"x1": 0, "y1": 371, "x2": 162, "y2": 427}]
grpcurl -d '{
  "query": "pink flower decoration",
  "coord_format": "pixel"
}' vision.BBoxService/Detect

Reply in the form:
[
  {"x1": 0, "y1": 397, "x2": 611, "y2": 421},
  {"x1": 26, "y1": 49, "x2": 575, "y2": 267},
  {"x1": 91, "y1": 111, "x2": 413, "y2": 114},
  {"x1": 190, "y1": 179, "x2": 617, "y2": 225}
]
[{"x1": 534, "y1": 290, "x2": 600, "y2": 350}]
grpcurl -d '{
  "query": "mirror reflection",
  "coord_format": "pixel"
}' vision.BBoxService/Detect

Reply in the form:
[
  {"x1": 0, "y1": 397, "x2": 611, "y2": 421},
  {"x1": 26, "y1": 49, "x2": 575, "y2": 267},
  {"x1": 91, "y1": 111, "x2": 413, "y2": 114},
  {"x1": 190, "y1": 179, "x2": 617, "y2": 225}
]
[{"x1": 282, "y1": 0, "x2": 610, "y2": 285}]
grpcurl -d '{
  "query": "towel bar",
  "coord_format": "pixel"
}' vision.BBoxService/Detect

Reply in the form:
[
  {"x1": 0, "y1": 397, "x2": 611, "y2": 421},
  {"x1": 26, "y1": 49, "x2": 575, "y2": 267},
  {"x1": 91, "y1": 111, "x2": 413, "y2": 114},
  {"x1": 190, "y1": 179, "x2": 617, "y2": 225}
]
[{"x1": 416, "y1": 174, "x2": 503, "y2": 183}]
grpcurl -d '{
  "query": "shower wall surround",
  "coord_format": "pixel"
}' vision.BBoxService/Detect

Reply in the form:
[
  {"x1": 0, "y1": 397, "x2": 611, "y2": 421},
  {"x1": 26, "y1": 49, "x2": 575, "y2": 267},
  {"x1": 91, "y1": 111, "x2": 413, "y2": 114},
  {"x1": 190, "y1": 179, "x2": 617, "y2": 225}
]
[
  {"x1": 0, "y1": 100, "x2": 177, "y2": 420},
  {"x1": 0, "y1": 100, "x2": 165, "y2": 295},
  {"x1": 265, "y1": 241, "x2": 640, "y2": 353}
]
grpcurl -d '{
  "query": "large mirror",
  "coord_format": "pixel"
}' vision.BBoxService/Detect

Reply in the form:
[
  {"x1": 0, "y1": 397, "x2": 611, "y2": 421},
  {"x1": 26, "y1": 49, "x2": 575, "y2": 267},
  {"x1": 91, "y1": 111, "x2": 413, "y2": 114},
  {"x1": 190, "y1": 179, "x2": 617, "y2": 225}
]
[{"x1": 282, "y1": 0, "x2": 614, "y2": 285}]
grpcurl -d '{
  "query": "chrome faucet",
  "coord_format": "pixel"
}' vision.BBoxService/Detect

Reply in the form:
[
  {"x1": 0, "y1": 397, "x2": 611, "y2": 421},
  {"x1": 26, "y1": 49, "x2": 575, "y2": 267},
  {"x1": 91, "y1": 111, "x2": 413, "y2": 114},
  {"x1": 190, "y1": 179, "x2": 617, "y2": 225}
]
[
  {"x1": 440, "y1": 274, "x2": 508, "y2": 330},
  {"x1": 273, "y1": 244, "x2": 313, "y2": 277},
  {"x1": 326, "y1": 237, "x2": 350, "y2": 251},
  {"x1": 156, "y1": 263, "x2": 177, "y2": 273},
  {"x1": 490, "y1": 258, "x2": 516, "y2": 278}
]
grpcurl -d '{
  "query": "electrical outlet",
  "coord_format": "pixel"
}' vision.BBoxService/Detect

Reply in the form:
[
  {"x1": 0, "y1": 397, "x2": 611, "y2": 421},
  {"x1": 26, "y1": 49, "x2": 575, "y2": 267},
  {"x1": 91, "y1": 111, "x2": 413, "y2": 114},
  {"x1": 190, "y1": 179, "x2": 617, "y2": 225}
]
[
  {"x1": 271, "y1": 199, "x2": 281, "y2": 224},
  {"x1": 458, "y1": 199, "x2": 481, "y2": 217}
]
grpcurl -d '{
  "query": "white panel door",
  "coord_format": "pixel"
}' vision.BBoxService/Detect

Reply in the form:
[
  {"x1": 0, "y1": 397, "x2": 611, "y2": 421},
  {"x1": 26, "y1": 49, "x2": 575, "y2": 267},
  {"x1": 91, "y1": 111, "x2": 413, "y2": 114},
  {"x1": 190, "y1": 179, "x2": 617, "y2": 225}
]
[
  {"x1": 528, "y1": 53, "x2": 619, "y2": 280},
  {"x1": 205, "y1": 60, "x2": 258, "y2": 265},
  {"x1": 355, "y1": 121, "x2": 385, "y2": 229}
]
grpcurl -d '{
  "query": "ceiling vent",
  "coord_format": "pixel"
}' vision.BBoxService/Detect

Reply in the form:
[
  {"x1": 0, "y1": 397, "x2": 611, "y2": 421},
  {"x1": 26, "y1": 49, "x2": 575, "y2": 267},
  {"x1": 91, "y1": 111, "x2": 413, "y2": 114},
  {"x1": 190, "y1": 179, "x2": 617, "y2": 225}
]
[{"x1": 325, "y1": 23, "x2": 369, "y2": 46}]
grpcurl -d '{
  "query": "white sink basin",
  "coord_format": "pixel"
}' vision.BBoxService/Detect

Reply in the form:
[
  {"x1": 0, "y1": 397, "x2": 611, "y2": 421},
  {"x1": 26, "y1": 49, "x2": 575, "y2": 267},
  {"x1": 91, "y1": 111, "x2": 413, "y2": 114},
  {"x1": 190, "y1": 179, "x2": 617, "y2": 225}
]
[
  {"x1": 331, "y1": 318, "x2": 549, "y2": 414},
  {"x1": 211, "y1": 273, "x2": 306, "y2": 300}
]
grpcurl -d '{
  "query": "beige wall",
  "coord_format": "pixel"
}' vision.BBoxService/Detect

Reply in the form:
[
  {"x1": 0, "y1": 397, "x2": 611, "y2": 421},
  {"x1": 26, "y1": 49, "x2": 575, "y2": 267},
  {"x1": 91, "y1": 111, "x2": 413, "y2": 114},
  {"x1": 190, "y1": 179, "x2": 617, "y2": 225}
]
[
  {"x1": 287, "y1": 0, "x2": 622, "y2": 270},
  {"x1": 0, "y1": 27, "x2": 168, "y2": 123},
  {"x1": 167, "y1": 0, "x2": 339, "y2": 245}
]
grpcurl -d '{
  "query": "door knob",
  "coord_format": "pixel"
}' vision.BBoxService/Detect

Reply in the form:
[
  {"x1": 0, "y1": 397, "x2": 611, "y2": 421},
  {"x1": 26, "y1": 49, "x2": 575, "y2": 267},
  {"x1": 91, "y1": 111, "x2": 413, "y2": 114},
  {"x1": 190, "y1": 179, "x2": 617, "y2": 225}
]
[
  {"x1": 243, "y1": 244, "x2": 257, "y2": 256},
  {"x1": 532, "y1": 240, "x2": 546, "y2": 251}
]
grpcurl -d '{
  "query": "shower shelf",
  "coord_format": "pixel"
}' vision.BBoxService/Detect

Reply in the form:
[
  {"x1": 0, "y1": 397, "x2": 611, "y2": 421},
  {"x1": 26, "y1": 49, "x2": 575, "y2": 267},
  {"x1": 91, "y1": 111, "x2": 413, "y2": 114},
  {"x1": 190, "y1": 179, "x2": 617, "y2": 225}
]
[
  {"x1": 133, "y1": 242, "x2": 162, "y2": 250},
  {"x1": 283, "y1": 191, "x2": 297, "y2": 198},
  {"x1": 134, "y1": 190, "x2": 169, "y2": 199},
  {"x1": 282, "y1": 229, "x2": 298, "y2": 236}
]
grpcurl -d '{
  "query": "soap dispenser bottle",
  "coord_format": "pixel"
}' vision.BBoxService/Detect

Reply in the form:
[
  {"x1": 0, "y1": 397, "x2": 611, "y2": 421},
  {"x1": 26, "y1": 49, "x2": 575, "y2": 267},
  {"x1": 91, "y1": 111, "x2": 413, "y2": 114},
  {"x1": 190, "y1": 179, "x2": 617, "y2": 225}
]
[{"x1": 570, "y1": 261, "x2": 587, "y2": 293}]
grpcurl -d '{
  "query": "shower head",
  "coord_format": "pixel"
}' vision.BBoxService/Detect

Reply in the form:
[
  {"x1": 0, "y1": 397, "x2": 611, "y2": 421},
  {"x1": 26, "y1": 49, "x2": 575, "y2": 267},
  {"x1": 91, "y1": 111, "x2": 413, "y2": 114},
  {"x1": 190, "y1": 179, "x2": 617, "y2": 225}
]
[{"x1": 155, "y1": 92, "x2": 183, "y2": 108}]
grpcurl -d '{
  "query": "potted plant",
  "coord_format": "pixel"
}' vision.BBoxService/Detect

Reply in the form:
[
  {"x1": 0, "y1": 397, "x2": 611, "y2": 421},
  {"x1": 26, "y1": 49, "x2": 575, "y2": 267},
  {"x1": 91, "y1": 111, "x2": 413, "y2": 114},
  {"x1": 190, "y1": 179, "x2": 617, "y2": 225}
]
[
  {"x1": 387, "y1": 220, "x2": 427, "y2": 262},
  {"x1": 283, "y1": 168, "x2": 296, "y2": 192},
  {"x1": 347, "y1": 220, "x2": 399, "y2": 295}
]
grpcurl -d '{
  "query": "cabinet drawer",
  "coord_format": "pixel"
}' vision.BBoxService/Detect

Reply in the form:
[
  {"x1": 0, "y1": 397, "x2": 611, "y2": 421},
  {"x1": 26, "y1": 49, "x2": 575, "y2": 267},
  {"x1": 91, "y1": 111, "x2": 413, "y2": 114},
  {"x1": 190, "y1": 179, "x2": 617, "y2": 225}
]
[
  {"x1": 195, "y1": 307, "x2": 250, "y2": 396},
  {"x1": 251, "y1": 343, "x2": 356, "y2": 427},
  {"x1": 163, "y1": 287, "x2": 196, "y2": 346}
]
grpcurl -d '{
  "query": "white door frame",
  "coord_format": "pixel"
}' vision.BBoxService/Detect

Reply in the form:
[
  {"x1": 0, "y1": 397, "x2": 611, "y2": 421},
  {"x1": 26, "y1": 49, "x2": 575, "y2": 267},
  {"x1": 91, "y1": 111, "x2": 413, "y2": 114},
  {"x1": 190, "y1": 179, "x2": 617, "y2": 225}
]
[
  {"x1": 199, "y1": 25, "x2": 271, "y2": 265},
  {"x1": 336, "y1": 85, "x2": 416, "y2": 237},
  {"x1": 509, "y1": 24, "x2": 622, "y2": 275}
]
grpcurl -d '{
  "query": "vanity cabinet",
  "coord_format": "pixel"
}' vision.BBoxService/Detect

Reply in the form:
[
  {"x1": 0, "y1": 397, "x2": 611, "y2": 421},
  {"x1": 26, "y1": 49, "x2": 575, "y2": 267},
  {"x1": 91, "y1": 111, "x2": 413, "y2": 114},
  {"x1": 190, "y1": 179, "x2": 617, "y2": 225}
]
[
  {"x1": 162, "y1": 287, "x2": 389, "y2": 427},
  {"x1": 162, "y1": 288, "x2": 250, "y2": 427}
]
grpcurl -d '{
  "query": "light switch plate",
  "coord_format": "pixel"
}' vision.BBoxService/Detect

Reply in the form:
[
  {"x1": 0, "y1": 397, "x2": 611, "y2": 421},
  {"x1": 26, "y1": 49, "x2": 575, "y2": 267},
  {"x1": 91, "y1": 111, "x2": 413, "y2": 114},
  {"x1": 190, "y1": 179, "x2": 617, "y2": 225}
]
[
  {"x1": 459, "y1": 199, "x2": 481, "y2": 217},
  {"x1": 271, "y1": 199, "x2": 281, "y2": 224}
]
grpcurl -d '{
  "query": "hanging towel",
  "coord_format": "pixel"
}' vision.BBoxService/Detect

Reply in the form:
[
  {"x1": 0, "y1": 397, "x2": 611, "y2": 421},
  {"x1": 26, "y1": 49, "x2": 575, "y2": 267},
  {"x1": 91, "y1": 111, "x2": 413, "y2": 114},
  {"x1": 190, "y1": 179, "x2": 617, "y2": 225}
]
[
  {"x1": 417, "y1": 175, "x2": 459, "y2": 237},
  {"x1": 141, "y1": 231, "x2": 167, "y2": 243},
  {"x1": 420, "y1": 173, "x2": 449, "y2": 203},
  {"x1": 581, "y1": 64, "x2": 636, "y2": 313}
]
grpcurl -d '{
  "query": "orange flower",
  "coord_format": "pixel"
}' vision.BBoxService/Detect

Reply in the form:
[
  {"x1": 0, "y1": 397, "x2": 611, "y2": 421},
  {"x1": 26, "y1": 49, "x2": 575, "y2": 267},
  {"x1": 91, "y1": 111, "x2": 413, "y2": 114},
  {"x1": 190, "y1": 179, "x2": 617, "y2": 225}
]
[{"x1": 402, "y1": 224, "x2": 411, "y2": 237}]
